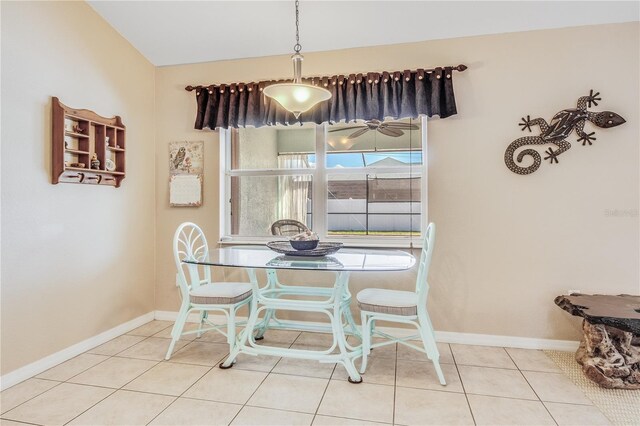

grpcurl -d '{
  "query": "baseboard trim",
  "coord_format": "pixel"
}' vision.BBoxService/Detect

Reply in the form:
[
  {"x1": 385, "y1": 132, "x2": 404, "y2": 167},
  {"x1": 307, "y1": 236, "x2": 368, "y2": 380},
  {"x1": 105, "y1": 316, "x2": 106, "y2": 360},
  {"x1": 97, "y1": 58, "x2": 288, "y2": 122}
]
[
  {"x1": 155, "y1": 310, "x2": 204, "y2": 324},
  {"x1": 154, "y1": 310, "x2": 579, "y2": 352},
  {"x1": 434, "y1": 330, "x2": 579, "y2": 351},
  {"x1": 0, "y1": 311, "x2": 155, "y2": 391}
]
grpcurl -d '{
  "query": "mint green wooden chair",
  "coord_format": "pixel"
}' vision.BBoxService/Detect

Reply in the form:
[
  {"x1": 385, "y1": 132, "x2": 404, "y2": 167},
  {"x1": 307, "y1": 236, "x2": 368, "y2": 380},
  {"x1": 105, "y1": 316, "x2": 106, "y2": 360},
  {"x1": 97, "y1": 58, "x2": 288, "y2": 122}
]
[
  {"x1": 357, "y1": 222, "x2": 446, "y2": 385},
  {"x1": 165, "y1": 222, "x2": 253, "y2": 360}
]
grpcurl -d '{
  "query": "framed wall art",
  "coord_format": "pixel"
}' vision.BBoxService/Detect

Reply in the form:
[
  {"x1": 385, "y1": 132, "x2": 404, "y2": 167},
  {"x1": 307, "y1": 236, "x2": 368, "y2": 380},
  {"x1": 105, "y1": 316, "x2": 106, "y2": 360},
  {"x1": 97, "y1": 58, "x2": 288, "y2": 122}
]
[{"x1": 169, "y1": 141, "x2": 204, "y2": 207}]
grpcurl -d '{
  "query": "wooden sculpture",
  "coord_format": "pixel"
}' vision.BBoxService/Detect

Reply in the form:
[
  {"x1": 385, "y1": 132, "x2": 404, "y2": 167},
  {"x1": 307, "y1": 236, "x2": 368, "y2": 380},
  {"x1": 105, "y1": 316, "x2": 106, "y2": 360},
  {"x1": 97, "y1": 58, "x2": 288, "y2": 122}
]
[{"x1": 555, "y1": 294, "x2": 640, "y2": 389}]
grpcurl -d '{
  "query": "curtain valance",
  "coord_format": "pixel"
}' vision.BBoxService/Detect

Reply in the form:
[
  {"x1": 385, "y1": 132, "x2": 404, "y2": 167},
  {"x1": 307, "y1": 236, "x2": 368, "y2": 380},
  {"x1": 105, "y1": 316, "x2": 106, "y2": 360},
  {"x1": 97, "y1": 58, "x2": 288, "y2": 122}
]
[{"x1": 188, "y1": 65, "x2": 466, "y2": 130}]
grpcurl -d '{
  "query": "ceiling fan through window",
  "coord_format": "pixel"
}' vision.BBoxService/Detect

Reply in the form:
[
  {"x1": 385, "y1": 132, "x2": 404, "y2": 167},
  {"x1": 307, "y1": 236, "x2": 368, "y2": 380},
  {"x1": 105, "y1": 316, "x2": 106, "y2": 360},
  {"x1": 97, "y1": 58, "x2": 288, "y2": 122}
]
[{"x1": 329, "y1": 120, "x2": 419, "y2": 140}]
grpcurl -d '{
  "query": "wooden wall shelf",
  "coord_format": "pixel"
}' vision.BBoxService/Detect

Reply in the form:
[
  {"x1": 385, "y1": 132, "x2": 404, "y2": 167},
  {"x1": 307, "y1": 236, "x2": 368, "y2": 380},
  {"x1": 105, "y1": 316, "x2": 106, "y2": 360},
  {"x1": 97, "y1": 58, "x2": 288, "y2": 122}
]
[
  {"x1": 65, "y1": 131, "x2": 90, "y2": 139},
  {"x1": 52, "y1": 97, "x2": 126, "y2": 187}
]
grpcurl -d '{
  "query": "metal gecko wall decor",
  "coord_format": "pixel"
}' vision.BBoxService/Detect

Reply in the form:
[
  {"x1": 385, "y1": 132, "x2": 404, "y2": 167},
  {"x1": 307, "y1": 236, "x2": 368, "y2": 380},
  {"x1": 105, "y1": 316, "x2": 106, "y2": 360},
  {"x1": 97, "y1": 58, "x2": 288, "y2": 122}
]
[{"x1": 504, "y1": 90, "x2": 626, "y2": 175}]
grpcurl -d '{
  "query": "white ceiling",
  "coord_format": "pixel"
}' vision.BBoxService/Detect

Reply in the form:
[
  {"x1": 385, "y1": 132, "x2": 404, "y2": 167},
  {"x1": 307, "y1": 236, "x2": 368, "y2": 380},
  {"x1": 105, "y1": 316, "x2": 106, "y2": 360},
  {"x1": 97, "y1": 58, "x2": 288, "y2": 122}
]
[{"x1": 88, "y1": 1, "x2": 639, "y2": 67}]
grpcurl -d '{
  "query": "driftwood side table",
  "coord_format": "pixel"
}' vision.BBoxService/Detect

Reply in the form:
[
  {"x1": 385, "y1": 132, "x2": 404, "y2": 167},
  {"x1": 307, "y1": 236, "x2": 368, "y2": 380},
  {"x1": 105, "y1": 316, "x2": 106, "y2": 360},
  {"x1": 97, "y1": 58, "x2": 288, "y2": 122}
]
[{"x1": 555, "y1": 294, "x2": 640, "y2": 389}]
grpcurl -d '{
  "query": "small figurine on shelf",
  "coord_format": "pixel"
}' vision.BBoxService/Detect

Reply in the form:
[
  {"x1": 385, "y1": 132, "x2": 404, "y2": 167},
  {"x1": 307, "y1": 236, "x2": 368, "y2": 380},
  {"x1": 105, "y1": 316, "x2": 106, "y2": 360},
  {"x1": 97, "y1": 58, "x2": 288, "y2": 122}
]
[
  {"x1": 105, "y1": 136, "x2": 110, "y2": 146},
  {"x1": 72, "y1": 124, "x2": 84, "y2": 134},
  {"x1": 91, "y1": 153, "x2": 100, "y2": 170}
]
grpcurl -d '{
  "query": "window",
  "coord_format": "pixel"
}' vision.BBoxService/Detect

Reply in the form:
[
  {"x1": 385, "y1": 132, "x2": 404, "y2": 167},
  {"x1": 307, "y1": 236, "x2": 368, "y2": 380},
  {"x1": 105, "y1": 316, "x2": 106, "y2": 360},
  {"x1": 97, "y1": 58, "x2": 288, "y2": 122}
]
[{"x1": 220, "y1": 117, "x2": 427, "y2": 247}]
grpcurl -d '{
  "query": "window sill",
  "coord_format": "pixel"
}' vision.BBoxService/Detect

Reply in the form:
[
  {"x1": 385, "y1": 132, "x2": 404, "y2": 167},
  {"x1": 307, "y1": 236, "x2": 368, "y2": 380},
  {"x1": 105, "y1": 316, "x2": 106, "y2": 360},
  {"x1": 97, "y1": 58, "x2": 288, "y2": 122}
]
[{"x1": 218, "y1": 236, "x2": 422, "y2": 249}]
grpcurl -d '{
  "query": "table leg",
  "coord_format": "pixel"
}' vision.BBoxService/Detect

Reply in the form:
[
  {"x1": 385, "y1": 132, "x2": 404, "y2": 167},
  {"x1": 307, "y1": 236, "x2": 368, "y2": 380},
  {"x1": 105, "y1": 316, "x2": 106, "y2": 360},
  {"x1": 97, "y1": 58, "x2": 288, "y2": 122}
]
[
  {"x1": 343, "y1": 305, "x2": 361, "y2": 340},
  {"x1": 220, "y1": 268, "x2": 260, "y2": 368},
  {"x1": 253, "y1": 269, "x2": 278, "y2": 340},
  {"x1": 332, "y1": 271, "x2": 362, "y2": 383},
  {"x1": 220, "y1": 269, "x2": 362, "y2": 383}
]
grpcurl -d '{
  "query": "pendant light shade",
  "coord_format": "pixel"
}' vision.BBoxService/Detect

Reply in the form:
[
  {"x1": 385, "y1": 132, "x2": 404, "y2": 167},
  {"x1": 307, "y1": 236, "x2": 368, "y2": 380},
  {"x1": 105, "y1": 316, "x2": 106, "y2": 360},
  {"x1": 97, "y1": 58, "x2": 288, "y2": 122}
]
[
  {"x1": 263, "y1": 1, "x2": 331, "y2": 118},
  {"x1": 263, "y1": 83, "x2": 331, "y2": 118},
  {"x1": 263, "y1": 53, "x2": 331, "y2": 118}
]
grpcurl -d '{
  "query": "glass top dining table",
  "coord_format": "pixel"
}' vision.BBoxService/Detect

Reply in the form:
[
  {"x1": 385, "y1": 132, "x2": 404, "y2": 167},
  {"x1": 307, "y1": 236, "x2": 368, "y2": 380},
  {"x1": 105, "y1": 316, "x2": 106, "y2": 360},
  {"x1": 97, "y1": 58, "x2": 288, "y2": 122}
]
[
  {"x1": 184, "y1": 245, "x2": 416, "y2": 271},
  {"x1": 183, "y1": 245, "x2": 416, "y2": 383}
]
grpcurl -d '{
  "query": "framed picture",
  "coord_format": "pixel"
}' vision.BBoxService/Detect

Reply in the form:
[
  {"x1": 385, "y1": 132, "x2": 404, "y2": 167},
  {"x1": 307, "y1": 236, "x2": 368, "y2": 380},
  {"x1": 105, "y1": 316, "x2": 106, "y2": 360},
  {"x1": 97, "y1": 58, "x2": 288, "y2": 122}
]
[
  {"x1": 169, "y1": 174, "x2": 202, "y2": 207},
  {"x1": 169, "y1": 141, "x2": 204, "y2": 207},
  {"x1": 169, "y1": 141, "x2": 203, "y2": 175}
]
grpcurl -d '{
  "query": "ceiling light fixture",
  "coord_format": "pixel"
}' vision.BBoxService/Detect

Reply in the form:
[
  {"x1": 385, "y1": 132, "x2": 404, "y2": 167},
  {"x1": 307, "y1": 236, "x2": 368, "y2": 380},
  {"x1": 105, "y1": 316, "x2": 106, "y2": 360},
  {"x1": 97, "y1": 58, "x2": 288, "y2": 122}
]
[
  {"x1": 327, "y1": 137, "x2": 357, "y2": 151},
  {"x1": 263, "y1": 0, "x2": 331, "y2": 118}
]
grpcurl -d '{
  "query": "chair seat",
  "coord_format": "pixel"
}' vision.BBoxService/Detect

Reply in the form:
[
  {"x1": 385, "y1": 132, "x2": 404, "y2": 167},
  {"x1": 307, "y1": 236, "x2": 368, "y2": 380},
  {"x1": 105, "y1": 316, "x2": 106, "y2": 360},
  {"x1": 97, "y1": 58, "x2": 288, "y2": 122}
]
[
  {"x1": 356, "y1": 288, "x2": 418, "y2": 316},
  {"x1": 189, "y1": 282, "x2": 252, "y2": 305}
]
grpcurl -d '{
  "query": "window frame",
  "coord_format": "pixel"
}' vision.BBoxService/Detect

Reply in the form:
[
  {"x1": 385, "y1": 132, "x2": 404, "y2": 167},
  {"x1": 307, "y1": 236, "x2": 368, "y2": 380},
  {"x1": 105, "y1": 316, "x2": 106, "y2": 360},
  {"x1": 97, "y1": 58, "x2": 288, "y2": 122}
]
[{"x1": 219, "y1": 116, "x2": 428, "y2": 248}]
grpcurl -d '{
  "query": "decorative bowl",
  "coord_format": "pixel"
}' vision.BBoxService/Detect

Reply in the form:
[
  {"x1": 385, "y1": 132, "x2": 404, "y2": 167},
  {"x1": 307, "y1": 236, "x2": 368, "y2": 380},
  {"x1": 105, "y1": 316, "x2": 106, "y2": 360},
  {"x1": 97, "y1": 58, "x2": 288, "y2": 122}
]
[
  {"x1": 267, "y1": 241, "x2": 343, "y2": 257},
  {"x1": 290, "y1": 239, "x2": 319, "y2": 250},
  {"x1": 105, "y1": 159, "x2": 116, "y2": 171}
]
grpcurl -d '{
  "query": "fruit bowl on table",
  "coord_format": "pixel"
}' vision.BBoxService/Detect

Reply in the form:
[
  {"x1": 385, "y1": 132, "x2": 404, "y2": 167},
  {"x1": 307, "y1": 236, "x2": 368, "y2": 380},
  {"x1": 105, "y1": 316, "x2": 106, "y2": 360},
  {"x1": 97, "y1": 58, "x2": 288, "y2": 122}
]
[
  {"x1": 266, "y1": 241, "x2": 343, "y2": 257},
  {"x1": 290, "y1": 239, "x2": 319, "y2": 250}
]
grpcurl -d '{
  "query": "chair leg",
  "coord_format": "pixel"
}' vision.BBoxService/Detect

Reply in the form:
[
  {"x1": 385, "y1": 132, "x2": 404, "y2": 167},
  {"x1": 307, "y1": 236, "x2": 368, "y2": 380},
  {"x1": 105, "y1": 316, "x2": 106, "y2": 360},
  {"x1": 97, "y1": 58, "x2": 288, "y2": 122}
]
[
  {"x1": 227, "y1": 308, "x2": 236, "y2": 353},
  {"x1": 418, "y1": 311, "x2": 446, "y2": 385},
  {"x1": 196, "y1": 311, "x2": 207, "y2": 338},
  {"x1": 221, "y1": 301, "x2": 258, "y2": 368},
  {"x1": 359, "y1": 312, "x2": 371, "y2": 374},
  {"x1": 166, "y1": 304, "x2": 190, "y2": 360}
]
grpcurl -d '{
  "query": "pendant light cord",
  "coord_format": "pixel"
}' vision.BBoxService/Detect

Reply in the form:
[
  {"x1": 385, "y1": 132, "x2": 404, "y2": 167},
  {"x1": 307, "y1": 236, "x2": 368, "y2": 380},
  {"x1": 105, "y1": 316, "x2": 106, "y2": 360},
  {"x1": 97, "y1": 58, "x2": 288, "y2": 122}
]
[{"x1": 294, "y1": 0, "x2": 302, "y2": 53}]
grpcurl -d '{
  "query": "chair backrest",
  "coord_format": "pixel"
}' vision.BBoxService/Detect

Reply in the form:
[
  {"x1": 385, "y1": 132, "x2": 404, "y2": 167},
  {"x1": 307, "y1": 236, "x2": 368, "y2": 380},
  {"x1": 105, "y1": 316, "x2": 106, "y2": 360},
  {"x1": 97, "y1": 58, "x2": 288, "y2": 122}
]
[
  {"x1": 415, "y1": 222, "x2": 436, "y2": 307},
  {"x1": 270, "y1": 219, "x2": 310, "y2": 236},
  {"x1": 174, "y1": 222, "x2": 211, "y2": 299}
]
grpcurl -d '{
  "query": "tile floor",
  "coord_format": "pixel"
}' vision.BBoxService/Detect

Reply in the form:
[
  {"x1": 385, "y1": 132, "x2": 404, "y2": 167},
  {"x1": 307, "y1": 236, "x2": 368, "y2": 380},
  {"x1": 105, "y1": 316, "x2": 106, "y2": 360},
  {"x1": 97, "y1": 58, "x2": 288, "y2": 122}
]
[{"x1": 0, "y1": 321, "x2": 611, "y2": 426}]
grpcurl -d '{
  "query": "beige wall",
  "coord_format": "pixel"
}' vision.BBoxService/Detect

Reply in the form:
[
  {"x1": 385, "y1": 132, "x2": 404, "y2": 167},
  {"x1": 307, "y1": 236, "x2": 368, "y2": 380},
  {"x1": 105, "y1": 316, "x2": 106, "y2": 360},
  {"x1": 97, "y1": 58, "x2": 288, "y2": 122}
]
[
  {"x1": 155, "y1": 22, "x2": 639, "y2": 341},
  {"x1": 1, "y1": 1, "x2": 156, "y2": 374}
]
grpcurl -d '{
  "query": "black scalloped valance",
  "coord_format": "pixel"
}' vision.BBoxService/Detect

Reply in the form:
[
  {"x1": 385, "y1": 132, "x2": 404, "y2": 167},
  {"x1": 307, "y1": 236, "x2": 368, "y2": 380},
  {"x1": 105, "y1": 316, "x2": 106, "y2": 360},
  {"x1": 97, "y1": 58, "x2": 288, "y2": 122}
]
[{"x1": 188, "y1": 65, "x2": 465, "y2": 130}]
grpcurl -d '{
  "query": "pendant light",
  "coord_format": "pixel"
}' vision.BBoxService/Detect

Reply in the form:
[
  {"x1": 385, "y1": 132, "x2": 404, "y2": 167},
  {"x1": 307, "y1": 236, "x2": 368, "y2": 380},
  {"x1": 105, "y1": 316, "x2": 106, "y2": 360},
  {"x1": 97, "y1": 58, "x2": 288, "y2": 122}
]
[{"x1": 263, "y1": 0, "x2": 331, "y2": 118}]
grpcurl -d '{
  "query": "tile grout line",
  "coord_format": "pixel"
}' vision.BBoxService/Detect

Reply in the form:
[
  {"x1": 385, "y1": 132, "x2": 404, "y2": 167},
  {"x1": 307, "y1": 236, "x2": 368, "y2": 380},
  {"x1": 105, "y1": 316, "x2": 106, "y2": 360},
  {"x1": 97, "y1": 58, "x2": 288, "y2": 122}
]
[
  {"x1": 143, "y1": 352, "x2": 219, "y2": 425},
  {"x1": 462, "y1": 392, "x2": 558, "y2": 403},
  {"x1": 1, "y1": 350, "x2": 123, "y2": 423},
  {"x1": 108, "y1": 329, "x2": 311, "y2": 423},
  {"x1": 311, "y1": 362, "x2": 338, "y2": 425},
  {"x1": 86, "y1": 334, "x2": 152, "y2": 357},
  {"x1": 62, "y1": 364, "x2": 159, "y2": 424},
  {"x1": 226, "y1": 330, "x2": 301, "y2": 425},
  {"x1": 58, "y1": 344, "x2": 130, "y2": 382},
  {"x1": 34, "y1": 352, "x2": 111, "y2": 382},
  {"x1": 63, "y1": 322, "x2": 222, "y2": 425},
  {"x1": 504, "y1": 349, "x2": 559, "y2": 426},
  {"x1": 0, "y1": 334, "x2": 142, "y2": 420},
  {"x1": 444, "y1": 363, "x2": 520, "y2": 371},
  {"x1": 241, "y1": 402, "x2": 333, "y2": 418},
  {"x1": 317, "y1": 413, "x2": 395, "y2": 426},
  {"x1": 61, "y1": 384, "x2": 118, "y2": 425},
  {"x1": 450, "y1": 344, "x2": 477, "y2": 426},
  {"x1": 453, "y1": 347, "x2": 568, "y2": 405},
  {"x1": 0, "y1": 379, "x2": 65, "y2": 421},
  {"x1": 1, "y1": 324, "x2": 167, "y2": 424},
  {"x1": 0, "y1": 418, "x2": 42, "y2": 426},
  {"x1": 61, "y1": 326, "x2": 174, "y2": 425}
]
